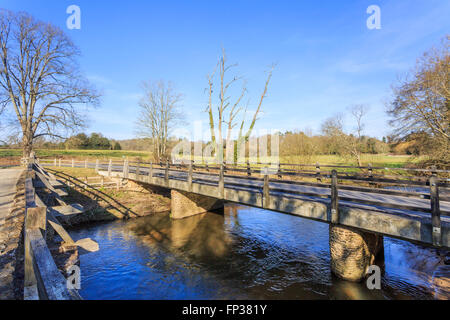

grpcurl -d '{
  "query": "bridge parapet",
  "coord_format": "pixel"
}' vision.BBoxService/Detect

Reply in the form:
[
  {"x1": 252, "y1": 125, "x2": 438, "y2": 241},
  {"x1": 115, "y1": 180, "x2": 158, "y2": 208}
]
[{"x1": 39, "y1": 157, "x2": 450, "y2": 283}]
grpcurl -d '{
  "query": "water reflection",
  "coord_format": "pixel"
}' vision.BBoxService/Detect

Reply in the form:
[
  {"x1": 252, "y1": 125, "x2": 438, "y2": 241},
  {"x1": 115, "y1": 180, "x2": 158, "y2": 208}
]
[{"x1": 69, "y1": 204, "x2": 440, "y2": 300}]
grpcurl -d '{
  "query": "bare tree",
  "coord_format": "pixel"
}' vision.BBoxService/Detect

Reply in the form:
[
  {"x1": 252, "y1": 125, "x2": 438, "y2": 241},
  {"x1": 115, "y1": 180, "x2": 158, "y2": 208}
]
[
  {"x1": 135, "y1": 80, "x2": 184, "y2": 161},
  {"x1": 206, "y1": 49, "x2": 274, "y2": 163},
  {"x1": 321, "y1": 105, "x2": 369, "y2": 167},
  {"x1": 0, "y1": 10, "x2": 99, "y2": 157},
  {"x1": 348, "y1": 104, "x2": 369, "y2": 166},
  {"x1": 387, "y1": 36, "x2": 449, "y2": 163}
]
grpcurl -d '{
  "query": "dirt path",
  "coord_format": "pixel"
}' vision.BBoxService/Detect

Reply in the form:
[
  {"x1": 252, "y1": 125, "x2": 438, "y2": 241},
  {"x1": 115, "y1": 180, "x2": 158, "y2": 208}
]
[{"x1": 0, "y1": 168, "x2": 23, "y2": 227}]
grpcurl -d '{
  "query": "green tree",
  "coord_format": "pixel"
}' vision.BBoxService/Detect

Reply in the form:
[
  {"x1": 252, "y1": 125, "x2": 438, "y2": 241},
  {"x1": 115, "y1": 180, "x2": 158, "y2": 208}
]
[
  {"x1": 88, "y1": 133, "x2": 111, "y2": 149},
  {"x1": 113, "y1": 141, "x2": 122, "y2": 150}
]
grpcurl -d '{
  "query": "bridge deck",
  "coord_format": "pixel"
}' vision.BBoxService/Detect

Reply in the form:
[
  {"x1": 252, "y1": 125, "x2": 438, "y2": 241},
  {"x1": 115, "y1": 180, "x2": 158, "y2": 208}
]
[{"x1": 42, "y1": 161, "x2": 450, "y2": 248}]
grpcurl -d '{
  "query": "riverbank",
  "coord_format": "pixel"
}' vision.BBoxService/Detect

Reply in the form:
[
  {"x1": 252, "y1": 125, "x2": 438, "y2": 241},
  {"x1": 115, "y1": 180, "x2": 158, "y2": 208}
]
[{"x1": 46, "y1": 167, "x2": 171, "y2": 226}]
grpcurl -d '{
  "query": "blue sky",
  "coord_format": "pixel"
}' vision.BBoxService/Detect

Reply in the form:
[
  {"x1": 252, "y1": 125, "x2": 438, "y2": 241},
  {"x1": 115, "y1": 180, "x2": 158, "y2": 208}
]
[{"x1": 2, "y1": 0, "x2": 449, "y2": 140}]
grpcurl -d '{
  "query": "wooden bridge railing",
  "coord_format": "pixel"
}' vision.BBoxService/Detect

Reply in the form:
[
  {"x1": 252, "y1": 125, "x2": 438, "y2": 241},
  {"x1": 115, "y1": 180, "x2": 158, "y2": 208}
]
[
  {"x1": 24, "y1": 161, "x2": 84, "y2": 300},
  {"x1": 38, "y1": 157, "x2": 449, "y2": 247}
]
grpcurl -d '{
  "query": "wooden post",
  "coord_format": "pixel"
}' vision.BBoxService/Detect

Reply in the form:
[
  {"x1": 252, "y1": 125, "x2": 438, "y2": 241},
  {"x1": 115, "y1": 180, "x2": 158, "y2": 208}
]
[
  {"x1": 95, "y1": 159, "x2": 99, "y2": 173},
  {"x1": 123, "y1": 159, "x2": 129, "y2": 179},
  {"x1": 277, "y1": 162, "x2": 282, "y2": 179},
  {"x1": 331, "y1": 170, "x2": 339, "y2": 224},
  {"x1": 54, "y1": 158, "x2": 57, "y2": 167},
  {"x1": 108, "y1": 159, "x2": 112, "y2": 177},
  {"x1": 247, "y1": 161, "x2": 251, "y2": 176},
  {"x1": 188, "y1": 161, "x2": 193, "y2": 192},
  {"x1": 116, "y1": 180, "x2": 120, "y2": 190},
  {"x1": 263, "y1": 174, "x2": 270, "y2": 208},
  {"x1": 368, "y1": 163, "x2": 374, "y2": 187},
  {"x1": 165, "y1": 160, "x2": 169, "y2": 184},
  {"x1": 149, "y1": 161, "x2": 153, "y2": 183},
  {"x1": 219, "y1": 163, "x2": 224, "y2": 198},
  {"x1": 24, "y1": 206, "x2": 47, "y2": 293},
  {"x1": 71, "y1": 159, "x2": 74, "y2": 168},
  {"x1": 58, "y1": 158, "x2": 61, "y2": 167},
  {"x1": 136, "y1": 160, "x2": 141, "y2": 179},
  {"x1": 430, "y1": 175, "x2": 441, "y2": 247},
  {"x1": 205, "y1": 160, "x2": 209, "y2": 172},
  {"x1": 316, "y1": 162, "x2": 321, "y2": 182}
]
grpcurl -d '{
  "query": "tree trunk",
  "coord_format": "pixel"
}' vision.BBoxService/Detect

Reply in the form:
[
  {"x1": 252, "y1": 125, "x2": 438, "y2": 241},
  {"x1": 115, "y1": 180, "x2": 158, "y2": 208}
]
[{"x1": 22, "y1": 134, "x2": 33, "y2": 158}]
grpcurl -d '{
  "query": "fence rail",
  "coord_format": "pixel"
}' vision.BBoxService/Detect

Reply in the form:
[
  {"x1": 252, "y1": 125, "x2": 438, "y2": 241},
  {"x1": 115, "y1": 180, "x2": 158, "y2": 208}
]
[{"x1": 22, "y1": 161, "x2": 100, "y2": 300}]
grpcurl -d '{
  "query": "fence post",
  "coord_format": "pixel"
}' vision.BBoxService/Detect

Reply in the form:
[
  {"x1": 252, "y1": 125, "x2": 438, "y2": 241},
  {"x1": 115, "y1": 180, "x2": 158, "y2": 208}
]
[
  {"x1": 24, "y1": 206, "x2": 47, "y2": 292},
  {"x1": 123, "y1": 159, "x2": 129, "y2": 179},
  {"x1": 263, "y1": 174, "x2": 270, "y2": 208},
  {"x1": 218, "y1": 163, "x2": 224, "y2": 198},
  {"x1": 247, "y1": 161, "x2": 251, "y2": 177},
  {"x1": 53, "y1": 158, "x2": 56, "y2": 167},
  {"x1": 277, "y1": 163, "x2": 282, "y2": 179},
  {"x1": 108, "y1": 159, "x2": 112, "y2": 177},
  {"x1": 188, "y1": 160, "x2": 193, "y2": 192},
  {"x1": 331, "y1": 170, "x2": 339, "y2": 224},
  {"x1": 71, "y1": 159, "x2": 74, "y2": 168},
  {"x1": 316, "y1": 162, "x2": 322, "y2": 182},
  {"x1": 136, "y1": 160, "x2": 141, "y2": 180},
  {"x1": 95, "y1": 159, "x2": 99, "y2": 173},
  {"x1": 165, "y1": 160, "x2": 169, "y2": 185},
  {"x1": 58, "y1": 158, "x2": 61, "y2": 167},
  {"x1": 368, "y1": 163, "x2": 374, "y2": 187},
  {"x1": 430, "y1": 175, "x2": 441, "y2": 247},
  {"x1": 205, "y1": 160, "x2": 209, "y2": 172},
  {"x1": 149, "y1": 161, "x2": 153, "y2": 183}
]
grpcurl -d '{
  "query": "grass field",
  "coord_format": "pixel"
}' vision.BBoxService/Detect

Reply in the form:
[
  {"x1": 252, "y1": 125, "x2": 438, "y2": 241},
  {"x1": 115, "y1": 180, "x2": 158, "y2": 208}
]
[
  {"x1": 0, "y1": 148, "x2": 151, "y2": 160},
  {"x1": 0, "y1": 148, "x2": 423, "y2": 168},
  {"x1": 280, "y1": 154, "x2": 422, "y2": 168}
]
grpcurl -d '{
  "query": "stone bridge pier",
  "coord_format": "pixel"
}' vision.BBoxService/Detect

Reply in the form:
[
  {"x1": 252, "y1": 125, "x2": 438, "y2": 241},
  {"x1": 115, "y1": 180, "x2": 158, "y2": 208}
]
[
  {"x1": 170, "y1": 190, "x2": 224, "y2": 220},
  {"x1": 329, "y1": 224, "x2": 384, "y2": 282}
]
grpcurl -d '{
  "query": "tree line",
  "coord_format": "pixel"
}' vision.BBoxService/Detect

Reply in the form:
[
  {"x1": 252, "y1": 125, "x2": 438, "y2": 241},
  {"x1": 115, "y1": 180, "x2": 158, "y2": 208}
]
[{"x1": 27, "y1": 132, "x2": 122, "y2": 150}]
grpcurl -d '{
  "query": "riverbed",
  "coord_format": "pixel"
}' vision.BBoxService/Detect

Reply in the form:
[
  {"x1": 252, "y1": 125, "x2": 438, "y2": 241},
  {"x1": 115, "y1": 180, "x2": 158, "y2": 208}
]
[{"x1": 68, "y1": 204, "x2": 443, "y2": 300}]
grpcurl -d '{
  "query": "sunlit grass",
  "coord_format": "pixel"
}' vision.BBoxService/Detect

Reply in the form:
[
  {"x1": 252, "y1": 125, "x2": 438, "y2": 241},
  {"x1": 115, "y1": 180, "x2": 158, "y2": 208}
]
[{"x1": 0, "y1": 148, "x2": 151, "y2": 160}]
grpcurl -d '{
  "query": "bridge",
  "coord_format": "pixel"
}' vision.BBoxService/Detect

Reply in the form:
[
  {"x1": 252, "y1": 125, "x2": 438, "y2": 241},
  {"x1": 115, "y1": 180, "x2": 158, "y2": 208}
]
[{"x1": 39, "y1": 157, "x2": 449, "y2": 283}]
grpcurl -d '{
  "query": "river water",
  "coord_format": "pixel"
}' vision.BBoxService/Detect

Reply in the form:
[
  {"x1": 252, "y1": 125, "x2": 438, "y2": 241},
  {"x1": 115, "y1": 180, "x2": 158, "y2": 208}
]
[{"x1": 68, "y1": 204, "x2": 443, "y2": 300}]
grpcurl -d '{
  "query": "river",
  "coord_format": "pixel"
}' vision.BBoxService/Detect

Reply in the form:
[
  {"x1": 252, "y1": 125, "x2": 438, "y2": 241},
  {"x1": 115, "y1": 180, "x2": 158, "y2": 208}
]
[{"x1": 67, "y1": 204, "x2": 443, "y2": 300}]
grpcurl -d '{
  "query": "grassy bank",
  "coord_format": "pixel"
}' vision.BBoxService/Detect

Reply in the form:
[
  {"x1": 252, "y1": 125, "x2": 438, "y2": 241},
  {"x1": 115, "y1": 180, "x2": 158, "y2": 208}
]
[{"x1": 47, "y1": 166, "x2": 170, "y2": 222}]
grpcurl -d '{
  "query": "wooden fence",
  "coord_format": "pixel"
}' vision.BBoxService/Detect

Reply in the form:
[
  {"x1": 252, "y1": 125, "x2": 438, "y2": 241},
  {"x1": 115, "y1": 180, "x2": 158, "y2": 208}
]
[{"x1": 24, "y1": 161, "x2": 98, "y2": 300}]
